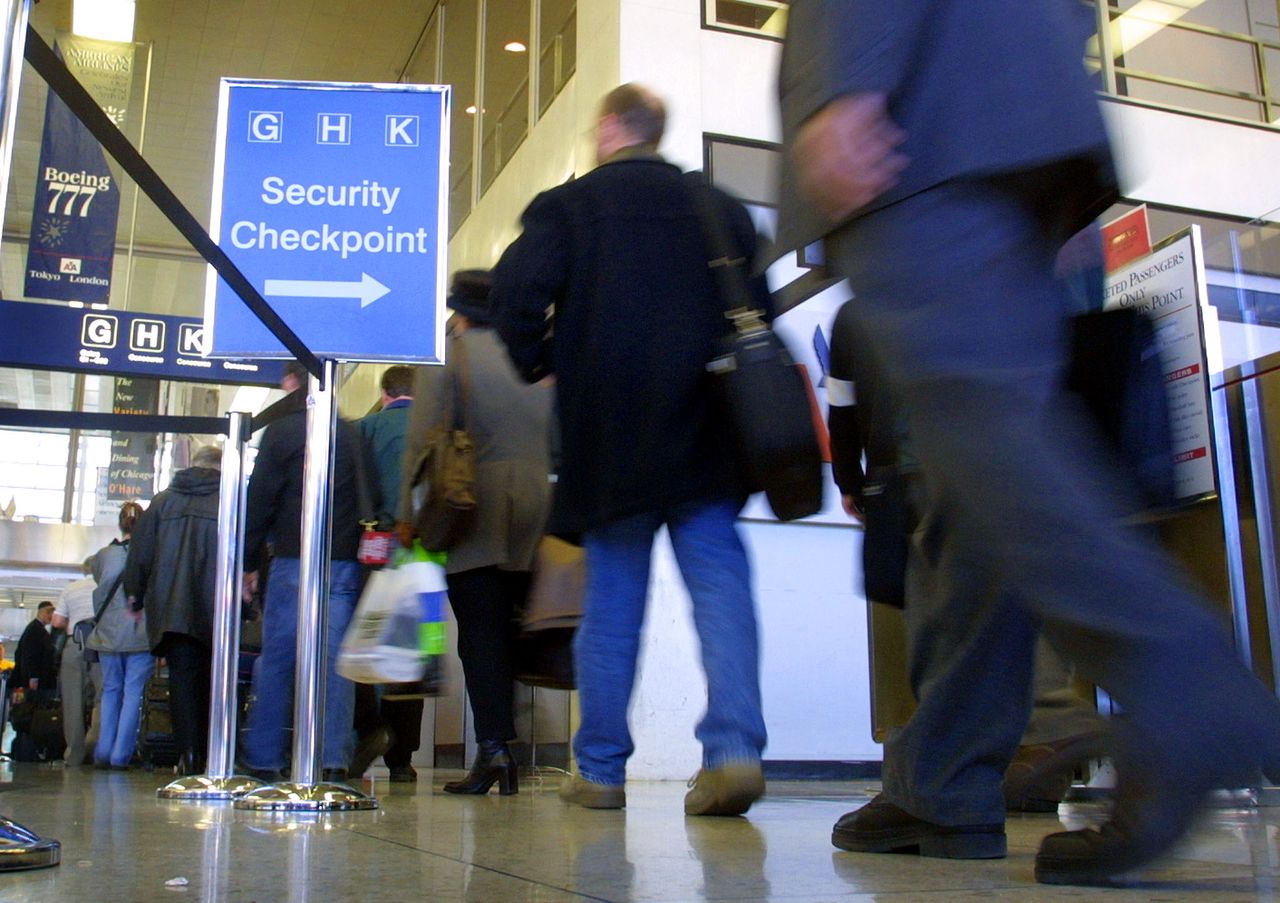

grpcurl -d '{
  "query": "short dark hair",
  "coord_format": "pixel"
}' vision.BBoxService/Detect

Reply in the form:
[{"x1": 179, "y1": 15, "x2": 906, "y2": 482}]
[
  {"x1": 600, "y1": 83, "x2": 665, "y2": 149},
  {"x1": 283, "y1": 360, "x2": 309, "y2": 385},
  {"x1": 37, "y1": 601, "x2": 54, "y2": 613},
  {"x1": 381, "y1": 366, "x2": 414, "y2": 400}
]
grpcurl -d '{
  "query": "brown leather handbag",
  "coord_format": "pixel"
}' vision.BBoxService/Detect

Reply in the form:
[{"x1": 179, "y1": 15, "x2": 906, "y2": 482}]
[{"x1": 410, "y1": 336, "x2": 478, "y2": 551}]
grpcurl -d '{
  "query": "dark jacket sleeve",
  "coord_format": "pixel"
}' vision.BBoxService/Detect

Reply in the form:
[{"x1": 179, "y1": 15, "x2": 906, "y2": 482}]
[
  {"x1": 244, "y1": 423, "x2": 286, "y2": 573},
  {"x1": 123, "y1": 494, "x2": 161, "y2": 609},
  {"x1": 719, "y1": 187, "x2": 775, "y2": 321},
  {"x1": 492, "y1": 189, "x2": 572, "y2": 382}
]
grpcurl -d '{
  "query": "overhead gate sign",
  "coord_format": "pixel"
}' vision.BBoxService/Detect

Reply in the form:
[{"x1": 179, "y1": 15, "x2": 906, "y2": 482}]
[{"x1": 204, "y1": 79, "x2": 449, "y2": 363}]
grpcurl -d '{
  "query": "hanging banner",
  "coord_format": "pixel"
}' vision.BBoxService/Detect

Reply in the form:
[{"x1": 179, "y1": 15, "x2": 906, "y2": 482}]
[
  {"x1": 107, "y1": 376, "x2": 159, "y2": 508},
  {"x1": 24, "y1": 35, "x2": 135, "y2": 303}
]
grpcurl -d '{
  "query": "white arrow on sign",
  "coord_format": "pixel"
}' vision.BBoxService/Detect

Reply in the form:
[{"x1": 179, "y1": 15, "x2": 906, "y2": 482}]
[{"x1": 263, "y1": 272, "x2": 391, "y2": 308}]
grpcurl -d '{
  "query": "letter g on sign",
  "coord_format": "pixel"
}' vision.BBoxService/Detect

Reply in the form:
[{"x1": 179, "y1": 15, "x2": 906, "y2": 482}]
[{"x1": 249, "y1": 111, "x2": 282, "y2": 143}]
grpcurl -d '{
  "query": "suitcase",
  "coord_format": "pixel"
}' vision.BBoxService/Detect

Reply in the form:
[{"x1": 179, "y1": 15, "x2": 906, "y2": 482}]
[
  {"x1": 137, "y1": 671, "x2": 179, "y2": 770},
  {"x1": 8, "y1": 691, "x2": 65, "y2": 762}
]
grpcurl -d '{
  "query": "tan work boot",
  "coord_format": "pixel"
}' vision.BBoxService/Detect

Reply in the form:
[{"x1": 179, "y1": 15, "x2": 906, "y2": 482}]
[
  {"x1": 684, "y1": 762, "x2": 765, "y2": 816},
  {"x1": 559, "y1": 774, "x2": 626, "y2": 809}
]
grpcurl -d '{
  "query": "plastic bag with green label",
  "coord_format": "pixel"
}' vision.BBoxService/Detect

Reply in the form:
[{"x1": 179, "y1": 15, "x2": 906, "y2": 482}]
[{"x1": 337, "y1": 543, "x2": 448, "y2": 688}]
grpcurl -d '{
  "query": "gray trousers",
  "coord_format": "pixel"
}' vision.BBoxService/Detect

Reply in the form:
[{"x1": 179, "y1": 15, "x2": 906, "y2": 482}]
[
  {"x1": 827, "y1": 178, "x2": 1280, "y2": 825},
  {"x1": 59, "y1": 637, "x2": 94, "y2": 765}
]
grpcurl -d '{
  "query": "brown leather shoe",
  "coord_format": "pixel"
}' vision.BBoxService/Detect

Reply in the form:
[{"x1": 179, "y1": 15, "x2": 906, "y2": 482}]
[
  {"x1": 684, "y1": 762, "x2": 765, "y2": 816},
  {"x1": 833, "y1": 794, "x2": 1006, "y2": 859},
  {"x1": 1004, "y1": 731, "x2": 1109, "y2": 812},
  {"x1": 559, "y1": 774, "x2": 625, "y2": 809}
]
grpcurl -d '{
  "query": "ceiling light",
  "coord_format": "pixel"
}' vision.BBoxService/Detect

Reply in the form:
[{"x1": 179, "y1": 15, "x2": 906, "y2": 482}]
[
  {"x1": 504, "y1": 41, "x2": 527, "y2": 53},
  {"x1": 464, "y1": 105, "x2": 486, "y2": 115},
  {"x1": 72, "y1": 0, "x2": 137, "y2": 43}
]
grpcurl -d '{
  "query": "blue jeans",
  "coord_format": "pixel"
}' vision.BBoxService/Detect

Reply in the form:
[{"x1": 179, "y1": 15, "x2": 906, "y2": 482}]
[
  {"x1": 95, "y1": 652, "x2": 152, "y2": 767},
  {"x1": 574, "y1": 498, "x2": 767, "y2": 785},
  {"x1": 240, "y1": 558, "x2": 361, "y2": 771}
]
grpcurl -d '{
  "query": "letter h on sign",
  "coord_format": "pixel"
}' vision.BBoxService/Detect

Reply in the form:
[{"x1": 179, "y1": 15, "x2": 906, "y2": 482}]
[
  {"x1": 317, "y1": 113, "x2": 350, "y2": 145},
  {"x1": 130, "y1": 319, "x2": 166, "y2": 353}
]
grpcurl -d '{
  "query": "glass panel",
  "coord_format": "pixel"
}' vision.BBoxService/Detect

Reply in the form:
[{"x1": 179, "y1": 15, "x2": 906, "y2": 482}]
[
  {"x1": 1117, "y1": 24, "x2": 1260, "y2": 96},
  {"x1": 1266, "y1": 47, "x2": 1280, "y2": 118},
  {"x1": 442, "y1": 0, "x2": 479, "y2": 235},
  {"x1": 1114, "y1": 0, "x2": 1251, "y2": 34},
  {"x1": 1098, "y1": 0, "x2": 1280, "y2": 122},
  {"x1": 538, "y1": 0, "x2": 575, "y2": 114},
  {"x1": 707, "y1": 139, "x2": 780, "y2": 207},
  {"x1": 480, "y1": 0, "x2": 530, "y2": 194},
  {"x1": 1119, "y1": 73, "x2": 1265, "y2": 120},
  {"x1": 403, "y1": 7, "x2": 441, "y2": 84}
]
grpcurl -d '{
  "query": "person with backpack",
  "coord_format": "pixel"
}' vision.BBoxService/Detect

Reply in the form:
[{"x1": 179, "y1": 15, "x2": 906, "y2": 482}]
[{"x1": 87, "y1": 501, "x2": 150, "y2": 770}]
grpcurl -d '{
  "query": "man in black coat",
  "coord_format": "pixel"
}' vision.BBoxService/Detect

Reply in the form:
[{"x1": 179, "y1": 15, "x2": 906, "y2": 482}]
[
  {"x1": 124, "y1": 444, "x2": 222, "y2": 774},
  {"x1": 239, "y1": 362, "x2": 364, "y2": 780},
  {"x1": 492, "y1": 84, "x2": 771, "y2": 816},
  {"x1": 777, "y1": 0, "x2": 1280, "y2": 885},
  {"x1": 12, "y1": 601, "x2": 56, "y2": 692}
]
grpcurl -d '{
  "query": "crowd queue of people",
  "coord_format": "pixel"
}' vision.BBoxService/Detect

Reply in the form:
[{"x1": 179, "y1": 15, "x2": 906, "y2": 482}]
[{"x1": 11, "y1": 2, "x2": 1280, "y2": 888}]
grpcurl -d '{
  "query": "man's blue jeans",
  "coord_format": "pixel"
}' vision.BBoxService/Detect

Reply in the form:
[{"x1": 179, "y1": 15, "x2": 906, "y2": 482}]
[
  {"x1": 573, "y1": 498, "x2": 767, "y2": 786},
  {"x1": 241, "y1": 557, "x2": 361, "y2": 771}
]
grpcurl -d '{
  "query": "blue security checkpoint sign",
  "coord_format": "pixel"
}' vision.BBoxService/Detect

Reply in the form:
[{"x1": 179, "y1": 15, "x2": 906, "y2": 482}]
[{"x1": 204, "y1": 79, "x2": 449, "y2": 363}]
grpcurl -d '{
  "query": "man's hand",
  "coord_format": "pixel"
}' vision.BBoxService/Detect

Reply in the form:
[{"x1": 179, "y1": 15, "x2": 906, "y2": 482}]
[
  {"x1": 842, "y1": 493, "x2": 865, "y2": 524},
  {"x1": 125, "y1": 596, "x2": 143, "y2": 623},
  {"x1": 396, "y1": 521, "x2": 417, "y2": 550},
  {"x1": 792, "y1": 92, "x2": 908, "y2": 223},
  {"x1": 242, "y1": 571, "x2": 259, "y2": 603}
]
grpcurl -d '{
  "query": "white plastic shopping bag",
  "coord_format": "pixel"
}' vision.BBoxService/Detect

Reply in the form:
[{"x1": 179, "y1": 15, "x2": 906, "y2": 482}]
[{"x1": 337, "y1": 548, "x2": 447, "y2": 684}]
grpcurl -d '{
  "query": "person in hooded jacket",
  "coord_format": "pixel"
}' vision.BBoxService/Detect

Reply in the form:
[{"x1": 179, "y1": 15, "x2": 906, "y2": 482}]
[
  {"x1": 123, "y1": 445, "x2": 222, "y2": 775},
  {"x1": 87, "y1": 501, "x2": 150, "y2": 769}
]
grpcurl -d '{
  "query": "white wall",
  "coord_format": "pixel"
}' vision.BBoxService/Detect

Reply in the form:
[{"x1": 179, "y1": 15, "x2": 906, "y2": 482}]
[{"x1": 1103, "y1": 100, "x2": 1280, "y2": 222}]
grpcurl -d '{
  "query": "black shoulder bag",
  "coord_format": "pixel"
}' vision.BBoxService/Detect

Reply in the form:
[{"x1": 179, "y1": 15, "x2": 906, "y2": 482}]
[{"x1": 690, "y1": 179, "x2": 824, "y2": 521}]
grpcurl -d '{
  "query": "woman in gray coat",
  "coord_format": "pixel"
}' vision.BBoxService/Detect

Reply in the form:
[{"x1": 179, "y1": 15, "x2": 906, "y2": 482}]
[
  {"x1": 399, "y1": 270, "x2": 552, "y2": 795},
  {"x1": 87, "y1": 502, "x2": 150, "y2": 768}
]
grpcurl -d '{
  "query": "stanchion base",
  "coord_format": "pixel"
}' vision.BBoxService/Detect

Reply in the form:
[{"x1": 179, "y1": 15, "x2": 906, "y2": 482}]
[
  {"x1": 0, "y1": 816, "x2": 60, "y2": 871},
  {"x1": 157, "y1": 774, "x2": 266, "y2": 800},
  {"x1": 232, "y1": 781, "x2": 378, "y2": 812}
]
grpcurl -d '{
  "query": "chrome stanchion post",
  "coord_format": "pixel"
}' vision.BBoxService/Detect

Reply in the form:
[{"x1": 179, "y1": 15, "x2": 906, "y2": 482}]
[
  {"x1": 0, "y1": 5, "x2": 62, "y2": 865},
  {"x1": 236, "y1": 360, "x2": 375, "y2": 812},
  {"x1": 160, "y1": 412, "x2": 263, "y2": 800}
]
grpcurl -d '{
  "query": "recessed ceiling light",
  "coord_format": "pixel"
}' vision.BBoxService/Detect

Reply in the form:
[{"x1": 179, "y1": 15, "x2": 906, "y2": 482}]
[{"x1": 504, "y1": 41, "x2": 527, "y2": 53}]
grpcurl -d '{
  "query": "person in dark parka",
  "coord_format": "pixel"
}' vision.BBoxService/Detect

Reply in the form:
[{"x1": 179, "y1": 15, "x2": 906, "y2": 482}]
[
  {"x1": 123, "y1": 445, "x2": 222, "y2": 775},
  {"x1": 492, "y1": 84, "x2": 772, "y2": 816}
]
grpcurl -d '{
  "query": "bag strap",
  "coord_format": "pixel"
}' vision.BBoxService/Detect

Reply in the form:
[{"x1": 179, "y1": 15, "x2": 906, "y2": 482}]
[
  {"x1": 92, "y1": 543, "x2": 129, "y2": 623},
  {"x1": 450, "y1": 333, "x2": 472, "y2": 433},
  {"x1": 686, "y1": 174, "x2": 767, "y2": 338}
]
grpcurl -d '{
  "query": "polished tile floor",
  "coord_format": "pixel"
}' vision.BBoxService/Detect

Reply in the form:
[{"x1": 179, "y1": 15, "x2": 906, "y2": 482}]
[{"x1": 2, "y1": 765, "x2": 1279, "y2": 901}]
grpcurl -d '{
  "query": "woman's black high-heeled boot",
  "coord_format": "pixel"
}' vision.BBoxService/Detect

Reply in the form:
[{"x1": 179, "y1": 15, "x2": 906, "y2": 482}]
[{"x1": 443, "y1": 740, "x2": 518, "y2": 795}]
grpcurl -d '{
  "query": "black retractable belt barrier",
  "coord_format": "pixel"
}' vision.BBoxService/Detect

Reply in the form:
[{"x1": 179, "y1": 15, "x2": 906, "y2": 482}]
[
  {"x1": 21, "y1": 26, "x2": 323, "y2": 383},
  {"x1": 0, "y1": 409, "x2": 228, "y2": 435}
]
